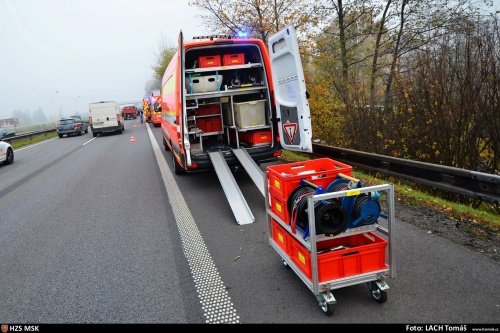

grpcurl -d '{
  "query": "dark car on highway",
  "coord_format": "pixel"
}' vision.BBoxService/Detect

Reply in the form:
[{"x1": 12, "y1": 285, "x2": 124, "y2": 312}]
[
  {"x1": 0, "y1": 128, "x2": 16, "y2": 140},
  {"x1": 56, "y1": 117, "x2": 88, "y2": 138}
]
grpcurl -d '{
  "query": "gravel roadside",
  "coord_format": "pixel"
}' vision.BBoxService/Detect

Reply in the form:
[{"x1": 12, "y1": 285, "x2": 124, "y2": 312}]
[{"x1": 396, "y1": 200, "x2": 499, "y2": 262}]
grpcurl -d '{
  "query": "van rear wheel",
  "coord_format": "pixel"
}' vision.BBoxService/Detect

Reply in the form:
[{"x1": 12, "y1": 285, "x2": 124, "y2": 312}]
[
  {"x1": 172, "y1": 151, "x2": 185, "y2": 175},
  {"x1": 163, "y1": 137, "x2": 170, "y2": 151}
]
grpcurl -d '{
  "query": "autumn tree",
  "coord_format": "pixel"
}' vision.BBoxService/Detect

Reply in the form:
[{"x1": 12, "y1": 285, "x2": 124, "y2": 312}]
[
  {"x1": 380, "y1": 0, "x2": 485, "y2": 107},
  {"x1": 315, "y1": 0, "x2": 377, "y2": 104},
  {"x1": 189, "y1": 0, "x2": 317, "y2": 45},
  {"x1": 148, "y1": 40, "x2": 176, "y2": 95},
  {"x1": 152, "y1": 44, "x2": 176, "y2": 81},
  {"x1": 391, "y1": 14, "x2": 500, "y2": 172}
]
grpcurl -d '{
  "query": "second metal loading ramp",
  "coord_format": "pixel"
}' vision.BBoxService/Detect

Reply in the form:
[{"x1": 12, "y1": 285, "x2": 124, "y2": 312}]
[
  {"x1": 231, "y1": 148, "x2": 265, "y2": 197},
  {"x1": 208, "y1": 148, "x2": 266, "y2": 225},
  {"x1": 208, "y1": 151, "x2": 255, "y2": 225}
]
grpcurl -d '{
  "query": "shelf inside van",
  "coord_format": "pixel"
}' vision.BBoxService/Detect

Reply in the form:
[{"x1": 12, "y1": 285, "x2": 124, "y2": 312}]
[
  {"x1": 185, "y1": 62, "x2": 263, "y2": 74},
  {"x1": 237, "y1": 125, "x2": 271, "y2": 131},
  {"x1": 186, "y1": 86, "x2": 266, "y2": 99}
]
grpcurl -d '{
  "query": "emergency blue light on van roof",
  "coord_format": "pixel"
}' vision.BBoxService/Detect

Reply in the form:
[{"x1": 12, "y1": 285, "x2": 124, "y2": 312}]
[{"x1": 238, "y1": 31, "x2": 247, "y2": 37}]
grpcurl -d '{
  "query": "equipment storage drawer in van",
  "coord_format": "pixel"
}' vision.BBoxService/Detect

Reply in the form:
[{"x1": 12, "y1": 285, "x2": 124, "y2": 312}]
[{"x1": 239, "y1": 130, "x2": 272, "y2": 146}]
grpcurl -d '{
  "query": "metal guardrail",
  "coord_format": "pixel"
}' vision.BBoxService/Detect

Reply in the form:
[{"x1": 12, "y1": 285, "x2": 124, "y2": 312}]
[
  {"x1": 312, "y1": 143, "x2": 500, "y2": 204},
  {"x1": 3, "y1": 129, "x2": 56, "y2": 143}
]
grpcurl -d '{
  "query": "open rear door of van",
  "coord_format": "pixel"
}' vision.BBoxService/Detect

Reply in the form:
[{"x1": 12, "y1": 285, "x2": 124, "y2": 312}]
[
  {"x1": 179, "y1": 30, "x2": 192, "y2": 166},
  {"x1": 268, "y1": 26, "x2": 312, "y2": 153}
]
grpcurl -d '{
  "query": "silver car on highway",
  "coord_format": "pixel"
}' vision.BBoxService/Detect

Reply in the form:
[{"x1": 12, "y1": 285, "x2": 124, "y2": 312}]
[{"x1": 0, "y1": 140, "x2": 14, "y2": 165}]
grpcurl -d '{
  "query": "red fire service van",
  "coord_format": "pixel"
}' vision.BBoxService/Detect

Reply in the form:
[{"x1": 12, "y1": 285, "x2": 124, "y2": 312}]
[
  {"x1": 160, "y1": 26, "x2": 313, "y2": 225},
  {"x1": 149, "y1": 92, "x2": 162, "y2": 126},
  {"x1": 160, "y1": 26, "x2": 312, "y2": 175}
]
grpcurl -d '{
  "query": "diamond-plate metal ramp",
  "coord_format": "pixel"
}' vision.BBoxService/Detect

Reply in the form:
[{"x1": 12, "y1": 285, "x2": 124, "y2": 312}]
[
  {"x1": 208, "y1": 151, "x2": 255, "y2": 225},
  {"x1": 232, "y1": 148, "x2": 265, "y2": 197}
]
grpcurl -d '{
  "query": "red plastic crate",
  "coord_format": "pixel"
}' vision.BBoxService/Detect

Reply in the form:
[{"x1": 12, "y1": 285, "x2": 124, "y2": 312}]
[
  {"x1": 211, "y1": 117, "x2": 222, "y2": 132},
  {"x1": 240, "y1": 130, "x2": 272, "y2": 146},
  {"x1": 267, "y1": 158, "x2": 353, "y2": 201},
  {"x1": 199, "y1": 55, "x2": 221, "y2": 68},
  {"x1": 271, "y1": 218, "x2": 290, "y2": 255},
  {"x1": 197, "y1": 105, "x2": 220, "y2": 116},
  {"x1": 198, "y1": 117, "x2": 222, "y2": 133},
  {"x1": 289, "y1": 233, "x2": 388, "y2": 282},
  {"x1": 222, "y1": 53, "x2": 245, "y2": 66},
  {"x1": 269, "y1": 194, "x2": 289, "y2": 224}
]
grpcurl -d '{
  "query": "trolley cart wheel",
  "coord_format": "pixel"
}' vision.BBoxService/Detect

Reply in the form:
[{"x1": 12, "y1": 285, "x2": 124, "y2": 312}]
[
  {"x1": 369, "y1": 281, "x2": 388, "y2": 303},
  {"x1": 317, "y1": 292, "x2": 336, "y2": 316}
]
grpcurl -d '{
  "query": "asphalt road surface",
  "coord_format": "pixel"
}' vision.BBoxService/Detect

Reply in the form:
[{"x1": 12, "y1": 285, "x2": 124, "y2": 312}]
[{"x1": 0, "y1": 122, "x2": 498, "y2": 323}]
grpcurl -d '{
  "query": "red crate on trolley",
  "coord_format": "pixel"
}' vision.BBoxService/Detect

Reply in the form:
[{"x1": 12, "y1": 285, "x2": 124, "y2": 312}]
[
  {"x1": 269, "y1": 194, "x2": 290, "y2": 224},
  {"x1": 270, "y1": 218, "x2": 290, "y2": 255},
  {"x1": 267, "y1": 158, "x2": 353, "y2": 201},
  {"x1": 289, "y1": 232, "x2": 388, "y2": 282}
]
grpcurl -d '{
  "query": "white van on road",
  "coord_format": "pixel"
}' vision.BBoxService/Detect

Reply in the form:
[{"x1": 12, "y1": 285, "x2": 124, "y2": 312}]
[{"x1": 89, "y1": 101, "x2": 125, "y2": 137}]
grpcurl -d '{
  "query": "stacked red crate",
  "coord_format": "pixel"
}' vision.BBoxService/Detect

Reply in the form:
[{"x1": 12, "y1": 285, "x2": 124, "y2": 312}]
[
  {"x1": 289, "y1": 232, "x2": 388, "y2": 282},
  {"x1": 270, "y1": 218, "x2": 290, "y2": 254},
  {"x1": 267, "y1": 158, "x2": 353, "y2": 225},
  {"x1": 197, "y1": 105, "x2": 220, "y2": 116},
  {"x1": 198, "y1": 117, "x2": 222, "y2": 133}
]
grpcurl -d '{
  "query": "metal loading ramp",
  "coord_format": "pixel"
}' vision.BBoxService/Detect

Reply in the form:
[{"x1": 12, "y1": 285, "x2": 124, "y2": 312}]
[
  {"x1": 232, "y1": 148, "x2": 265, "y2": 197},
  {"x1": 208, "y1": 151, "x2": 255, "y2": 225}
]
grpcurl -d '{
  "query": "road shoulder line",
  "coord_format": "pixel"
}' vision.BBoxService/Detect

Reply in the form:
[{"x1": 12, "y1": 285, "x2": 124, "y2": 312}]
[{"x1": 146, "y1": 124, "x2": 240, "y2": 324}]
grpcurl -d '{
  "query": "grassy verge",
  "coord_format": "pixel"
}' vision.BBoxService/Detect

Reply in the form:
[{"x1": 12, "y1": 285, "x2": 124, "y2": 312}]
[
  {"x1": 352, "y1": 170, "x2": 499, "y2": 232},
  {"x1": 279, "y1": 150, "x2": 310, "y2": 162},
  {"x1": 10, "y1": 132, "x2": 58, "y2": 149},
  {"x1": 279, "y1": 151, "x2": 500, "y2": 233}
]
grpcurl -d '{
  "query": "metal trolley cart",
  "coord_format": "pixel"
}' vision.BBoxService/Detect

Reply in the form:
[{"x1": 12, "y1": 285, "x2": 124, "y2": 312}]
[{"x1": 266, "y1": 173, "x2": 396, "y2": 316}]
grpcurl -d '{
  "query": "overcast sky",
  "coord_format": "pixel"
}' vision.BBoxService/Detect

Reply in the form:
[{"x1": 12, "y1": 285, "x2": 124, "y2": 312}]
[{"x1": 0, "y1": 0, "x2": 207, "y2": 120}]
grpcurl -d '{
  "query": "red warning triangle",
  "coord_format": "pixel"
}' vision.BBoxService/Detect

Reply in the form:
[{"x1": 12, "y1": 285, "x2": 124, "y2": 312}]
[{"x1": 283, "y1": 122, "x2": 297, "y2": 143}]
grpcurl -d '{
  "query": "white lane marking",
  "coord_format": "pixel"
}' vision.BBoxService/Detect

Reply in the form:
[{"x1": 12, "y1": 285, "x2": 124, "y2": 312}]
[
  {"x1": 146, "y1": 124, "x2": 240, "y2": 324},
  {"x1": 15, "y1": 138, "x2": 57, "y2": 152},
  {"x1": 82, "y1": 137, "x2": 97, "y2": 146}
]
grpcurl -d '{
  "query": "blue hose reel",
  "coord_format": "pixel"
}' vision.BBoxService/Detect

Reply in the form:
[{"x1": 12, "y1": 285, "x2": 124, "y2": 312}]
[
  {"x1": 288, "y1": 176, "x2": 381, "y2": 238},
  {"x1": 326, "y1": 178, "x2": 381, "y2": 229}
]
